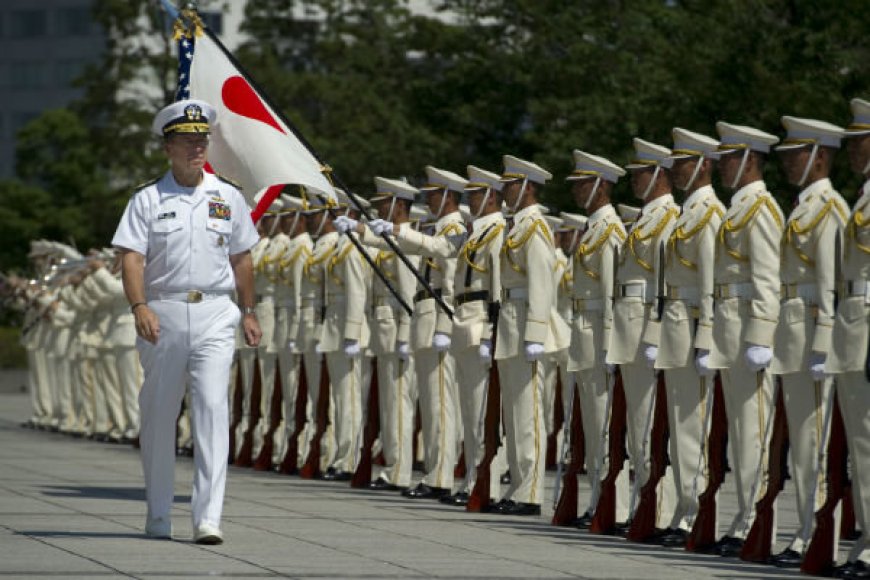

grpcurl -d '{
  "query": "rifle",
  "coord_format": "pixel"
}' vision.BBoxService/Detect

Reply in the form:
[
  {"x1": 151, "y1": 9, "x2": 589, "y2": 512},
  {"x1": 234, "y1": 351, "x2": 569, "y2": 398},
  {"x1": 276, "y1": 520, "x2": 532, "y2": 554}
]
[
  {"x1": 254, "y1": 359, "x2": 284, "y2": 470},
  {"x1": 278, "y1": 357, "x2": 309, "y2": 475},
  {"x1": 551, "y1": 381, "x2": 584, "y2": 525},
  {"x1": 801, "y1": 387, "x2": 843, "y2": 576},
  {"x1": 228, "y1": 360, "x2": 243, "y2": 463},
  {"x1": 741, "y1": 379, "x2": 788, "y2": 562},
  {"x1": 590, "y1": 368, "x2": 627, "y2": 534},
  {"x1": 627, "y1": 371, "x2": 669, "y2": 542},
  {"x1": 686, "y1": 373, "x2": 728, "y2": 551},
  {"x1": 546, "y1": 374, "x2": 565, "y2": 471},
  {"x1": 234, "y1": 353, "x2": 262, "y2": 467},
  {"x1": 299, "y1": 357, "x2": 330, "y2": 479},
  {"x1": 351, "y1": 358, "x2": 380, "y2": 487}
]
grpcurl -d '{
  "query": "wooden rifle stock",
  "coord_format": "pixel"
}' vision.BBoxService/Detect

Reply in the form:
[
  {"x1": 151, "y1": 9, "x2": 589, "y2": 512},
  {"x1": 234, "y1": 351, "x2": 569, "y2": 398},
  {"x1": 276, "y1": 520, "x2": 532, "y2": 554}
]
[
  {"x1": 546, "y1": 375, "x2": 565, "y2": 470},
  {"x1": 234, "y1": 354, "x2": 262, "y2": 467},
  {"x1": 590, "y1": 370, "x2": 627, "y2": 534},
  {"x1": 551, "y1": 386, "x2": 584, "y2": 525},
  {"x1": 741, "y1": 383, "x2": 789, "y2": 562},
  {"x1": 278, "y1": 357, "x2": 308, "y2": 475},
  {"x1": 228, "y1": 362, "x2": 243, "y2": 463},
  {"x1": 351, "y1": 359, "x2": 380, "y2": 487},
  {"x1": 299, "y1": 358, "x2": 330, "y2": 479},
  {"x1": 467, "y1": 358, "x2": 501, "y2": 512},
  {"x1": 686, "y1": 374, "x2": 728, "y2": 551},
  {"x1": 627, "y1": 372, "x2": 669, "y2": 542},
  {"x1": 254, "y1": 360, "x2": 284, "y2": 470},
  {"x1": 801, "y1": 392, "x2": 848, "y2": 576}
]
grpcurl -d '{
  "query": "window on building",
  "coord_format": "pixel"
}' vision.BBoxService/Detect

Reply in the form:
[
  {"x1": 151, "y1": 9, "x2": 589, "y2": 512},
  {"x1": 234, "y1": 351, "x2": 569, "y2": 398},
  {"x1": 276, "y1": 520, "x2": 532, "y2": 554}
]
[
  {"x1": 10, "y1": 10, "x2": 48, "y2": 38},
  {"x1": 12, "y1": 111, "x2": 40, "y2": 135},
  {"x1": 9, "y1": 62, "x2": 48, "y2": 90},
  {"x1": 54, "y1": 59, "x2": 89, "y2": 87},
  {"x1": 200, "y1": 11, "x2": 223, "y2": 35},
  {"x1": 56, "y1": 7, "x2": 95, "y2": 36}
]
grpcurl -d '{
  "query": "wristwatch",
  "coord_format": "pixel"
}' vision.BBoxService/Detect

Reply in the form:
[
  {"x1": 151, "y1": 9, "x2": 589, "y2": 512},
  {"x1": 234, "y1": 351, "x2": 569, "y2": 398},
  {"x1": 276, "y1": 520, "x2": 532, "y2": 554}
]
[{"x1": 242, "y1": 306, "x2": 256, "y2": 316}]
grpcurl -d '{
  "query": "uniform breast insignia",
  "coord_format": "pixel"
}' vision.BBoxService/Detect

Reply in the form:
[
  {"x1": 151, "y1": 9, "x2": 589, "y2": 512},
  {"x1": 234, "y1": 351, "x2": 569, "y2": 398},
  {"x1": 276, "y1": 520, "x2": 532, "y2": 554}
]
[
  {"x1": 157, "y1": 211, "x2": 177, "y2": 220},
  {"x1": 217, "y1": 236, "x2": 225, "y2": 247},
  {"x1": 208, "y1": 201, "x2": 232, "y2": 221}
]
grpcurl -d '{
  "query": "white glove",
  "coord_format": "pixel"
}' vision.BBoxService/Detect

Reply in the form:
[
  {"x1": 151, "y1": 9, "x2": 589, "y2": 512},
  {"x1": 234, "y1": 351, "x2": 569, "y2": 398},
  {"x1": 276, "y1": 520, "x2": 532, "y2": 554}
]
[
  {"x1": 695, "y1": 349, "x2": 715, "y2": 377},
  {"x1": 809, "y1": 352, "x2": 828, "y2": 382},
  {"x1": 432, "y1": 332, "x2": 451, "y2": 352},
  {"x1": 287, "y1": 339, "x2": 296, "y2": 352},
  {"x1": 525, "y1": 341, "x2": 545, "y2": 362},
  {"x1": 397, "y1": 341, "x2": 410, "y2": 361},
  {"x1": 343, "y1": 339, "x2": 360, "y2": 358},
  {"x1": 479, "y1": 339, "x2": 492, "y2": 363},
  {"x1": 369, "y1": 219, "x2": 395, "y2": 236},
  {"x1": 333, "y1": 215, "x2": 358, "y2": 234},
  {"x1": 603, "y1": 351, "x2": 616, "y2": 374},
  {"x1": 744, "y1": 344, "x2": 773, "y2": 372},
  {"x1": 643, "y1": 344, "x2": 658, "y2": 368}
]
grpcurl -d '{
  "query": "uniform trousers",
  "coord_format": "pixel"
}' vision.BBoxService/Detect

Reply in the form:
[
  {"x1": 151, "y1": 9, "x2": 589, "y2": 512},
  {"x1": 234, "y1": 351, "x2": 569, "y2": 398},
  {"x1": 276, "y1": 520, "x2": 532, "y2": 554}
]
[
  {"x1": 839, "y1": 371, "x2": 870, "y2": 565},
  {"x1": 416, "y1": 348, "x2": 456, "y2": 490},
  {"x1": 719, "y1": 365, "x2": 775, "y2": 540},
  {"x1": 26, "y1": 348, "x2": 47, "y2": 425},
  {"x1": 325, "y1": 351, "x2": 363, "y2": 473},
  {"x1": 73, "y1": 354, "x2": 95, "y2": 434},
  {"x1": 454, "y1": 346, "x2": 500, "y2": 498},
  {"x1": 301, "y1": 349, "x2": 334, "y2": 472},
  {"x1": 95, "y1": 348, "x2": 127, "y2": 439},
  {"x1": 253, "y1": 335, "x2": 277, "y2": 458},
  {"x1": 780, "y1": 372, "x2": 838, "y2": 554},
  {"x1": 273, "y1": 349, "x2": 301, "y2": 465},
  {"x1": 137, "y1": 296, "x2": 239, "y2": 529},
  {"x1": 233, "y1": 347, "x2": 256, "y2": 457},
  {"x1": 33, "y1": 348, "x2": 55, "y2": 427},
  {"x1": 374, "y1": 353, "x2": 416, "y2": 487}
]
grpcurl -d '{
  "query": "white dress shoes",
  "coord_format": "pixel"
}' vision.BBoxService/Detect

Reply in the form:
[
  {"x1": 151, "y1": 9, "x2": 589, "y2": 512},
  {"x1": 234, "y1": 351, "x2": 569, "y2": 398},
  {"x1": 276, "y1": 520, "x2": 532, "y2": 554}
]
[{"x1": 193, "y1": 522, "x2": 223, "y2": 545}]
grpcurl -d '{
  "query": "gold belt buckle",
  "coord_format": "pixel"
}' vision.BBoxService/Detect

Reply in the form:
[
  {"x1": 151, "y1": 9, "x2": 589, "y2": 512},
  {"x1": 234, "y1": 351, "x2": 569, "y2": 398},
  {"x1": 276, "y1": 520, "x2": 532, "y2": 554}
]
[{"x1": 187, "y1": 290, "x2": 203, "y2": 303}]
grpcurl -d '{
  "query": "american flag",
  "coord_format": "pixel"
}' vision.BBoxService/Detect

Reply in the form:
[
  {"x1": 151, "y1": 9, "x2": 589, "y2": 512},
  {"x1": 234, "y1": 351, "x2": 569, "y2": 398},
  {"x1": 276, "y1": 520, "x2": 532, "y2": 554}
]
[{"x1": 175, "y1": 34, "x2": 194, "y2": 101}]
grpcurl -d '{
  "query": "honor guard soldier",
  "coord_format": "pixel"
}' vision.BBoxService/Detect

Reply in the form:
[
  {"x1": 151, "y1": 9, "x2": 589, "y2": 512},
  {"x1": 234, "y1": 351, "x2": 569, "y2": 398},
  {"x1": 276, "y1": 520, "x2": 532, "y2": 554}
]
[
  {"x1": 707, "y1": 122, "x2": 783, "y2": 557},
  {"x1": 827, "y1": 98, "x2": 870, "y2": 579},
  {"x1": 768, "y1": 116, "x2": 849, "y2": 568},
  {"x1": 340, "y1": 177, "x2": 420, "y2": 490},
  {"x1": 112, "y1": 99, "x2": 261, "y2": 544},
  {"x1": 565, "y1": 150, "x2": 630, "y2": 527},
  {"x1": 494, "y1": 155, "x2": 566, "y2": 515},
  {"x1": 647, "y1": 129, "x2": 725, "y2": 546},
  {"x1": 608, "y1": 139, "x2": 679, "y2": 529}
]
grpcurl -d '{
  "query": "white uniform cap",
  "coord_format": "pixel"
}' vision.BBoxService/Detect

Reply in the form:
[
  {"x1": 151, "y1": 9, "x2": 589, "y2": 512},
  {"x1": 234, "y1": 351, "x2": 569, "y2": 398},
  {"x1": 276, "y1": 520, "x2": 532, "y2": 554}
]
[
  {"x1": 262, "y1": 198, "x2": 284, "y2": 217},
  {"x1": 334, "y1": 187, "x2": 370, "y2": 210},
  {"x1": 559, "y1": 212, "x2": 588, "y2": 230},
  {"x1": 538, "y1": 204, "x2": 552, "y2": 215},
  {"x1": 846, "y1": 98, "x2": 870, "y2": 136},
  {"x1": 410, "y1": 204, "x2": 431, "y2": 223},
  {"x1": 625, "y1": 138, "x2": 674, "y2": 170},
  {"x1": 544, "y1": 215, "x2": 563, "y2": 232},
  {"x1": 775, "y1": 116, "x2": 844, "y2": 151},
  {"x1": 371, "y1": 176, "x2": 419, "y2": 202},
  {"x1": 566, "y1": 150, "x2": 626, "y2": 183},
  {"x1": 420, "y1": 166, "x2": 469, "y2": 193},
  {"x1": 465, "y1": 165, "x2": 504, "y2": 192},
  {"x1": 28, "y1": 240, "x2": 50, "y2": 257},
  {"x1": 279, "y1": 194, "x2": 307, "y2": 213},
  {"x1": 617, "y1": 203, "x2": 641, "y2": 223},
  {"x1": 670, "y1": 128, "x2": 720, "y2": 159},
  {"x1": 459, "y1": 203, "x2": 472, "y2": 222},
  {"x1": 715, "y1": 122, "x2": 779, "y2": 154},
  {"x1": 500, "y1": 155, "x2": 552, "y2": 184},
  {"x1": 151, "y1": 99, "x2": 215, "y2": 137},
  {"x1": 58, "y1": 244, "x2": 83, "y2": 261}
]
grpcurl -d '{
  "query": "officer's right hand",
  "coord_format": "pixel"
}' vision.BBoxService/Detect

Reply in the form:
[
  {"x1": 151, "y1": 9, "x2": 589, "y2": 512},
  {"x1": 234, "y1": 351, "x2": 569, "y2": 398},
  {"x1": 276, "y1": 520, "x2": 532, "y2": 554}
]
[
  {"x1": 369, "y1": 219, "x2": 395, "y2": 236},
  {"x1": 643, "y1": 344, "x2": 658, "y2": 368},
  {"x1": 744, "y1": 344, "x2": 773, "y2": 372},
  {"x1": 333, "y1": 216, "x2": 359, "y2": 234},
  {"x1": 397, "y1": 341, "x2": 410, "y2": 361},
  {"x1": 478, "y1": 339, "x2": 492, "y2": 363},
  {"x1": 134, "y1": 305, "x2": 160, "y2": 344}
]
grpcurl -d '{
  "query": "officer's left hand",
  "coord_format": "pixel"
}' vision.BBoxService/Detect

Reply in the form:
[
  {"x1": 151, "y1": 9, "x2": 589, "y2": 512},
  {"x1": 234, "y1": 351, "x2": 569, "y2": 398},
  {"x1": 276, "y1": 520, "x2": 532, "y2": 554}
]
[
  {"x1": 809, "y1": 352, "x2": 829, "y2": 382},
  {"x1": 524, "y1": 341, "x2": 545, "y2": 362},
  {"x1": 369, "y1": 219, "x2": 395, "y2": 236},
  {"x1": 344, "y1": 339, "x2": 361, "y2": 358},
  {"x1": 242, "y1": 313, "x2": 262, "y2": 347},
  {"x1": 695, "y1": 349, "x2": 715, "y2": 377},
  {"x1": 432, "y1": 332, "x2": 451, "y2": 352},
  {"x1": 333, "y1": 216, "x2": 359, "y2": 234}
]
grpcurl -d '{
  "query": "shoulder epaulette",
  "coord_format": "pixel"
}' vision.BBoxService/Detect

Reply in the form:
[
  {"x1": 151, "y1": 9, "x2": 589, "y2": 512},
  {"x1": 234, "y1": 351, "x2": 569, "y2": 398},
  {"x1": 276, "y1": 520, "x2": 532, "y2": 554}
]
[
  {"x1": 131, "y1": 176, "x2": 160, "y2": 194},
  {"x1": 215, "y1": 173, "x2": 242, "y2": 190}
]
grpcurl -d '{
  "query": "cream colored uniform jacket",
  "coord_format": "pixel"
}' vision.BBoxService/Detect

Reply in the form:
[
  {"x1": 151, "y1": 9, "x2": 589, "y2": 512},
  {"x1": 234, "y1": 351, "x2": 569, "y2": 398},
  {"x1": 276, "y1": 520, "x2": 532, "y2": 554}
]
[
  {"x1": 360, "y1": 224, "x2": 419, "y2": 355},
  {"x1": 607, "y1": 194, "x2": 680, "y2": 365},
  {"x1": 263, "y1": 232, "x2": 292, "y2": 353},
  {"x1": 771, "y1": 178, "x2": 849, "y2": 374},
  {"x1": 552, "y1": 249, "x2": 572, "y2": 349},
  {"x1": 495, "y1": 204, "x2": 565, "y2": 359},
  {"x1": 318, "y1": 233, "x2": 371, "y2": 352},
  {"x1": 283, "y1": 232, "x2": 313, "y2": 350},
  {"x1": 394, "y1": 210, "x2": 466, "y2": 349},
  {"x1": 652, "y1": 186, "x2": 725, "y2": 368},
  {"x1": 570, "y1": 204, "x2": 625, "y2": 371},
  {"x1": 236, "y1": 237, "x2": 270, "y2": 349},
  {"x1": 451, "y1": 212, "x2": 505, "y2": 350},
  {"x1": 829, "y1": 182, "x2": 870, "y2": 373},
  {"x1": 91, "y1": 268, "x2": 137, "y2": 349},
  {"x1": 301, "y1": 232, "x2": 339, "y2": 351},
  {"x1": 709, "y1": 181, "x2": 784, "y2": 367}
]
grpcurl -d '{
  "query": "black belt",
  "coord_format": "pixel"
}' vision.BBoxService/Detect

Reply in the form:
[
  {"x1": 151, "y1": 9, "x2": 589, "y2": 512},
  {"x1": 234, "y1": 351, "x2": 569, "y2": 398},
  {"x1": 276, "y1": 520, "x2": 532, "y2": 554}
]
[
  {"x1": 455, "y1": 290, "x2": 489, "y2": 306},
  {"x1": 414, "y1": 288, "x2": 442, "y2": 303}
]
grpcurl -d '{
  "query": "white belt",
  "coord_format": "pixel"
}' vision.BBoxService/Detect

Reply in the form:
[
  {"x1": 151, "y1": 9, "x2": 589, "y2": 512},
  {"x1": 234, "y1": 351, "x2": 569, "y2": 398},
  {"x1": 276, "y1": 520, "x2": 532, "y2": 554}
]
[
  {"x1": 845, "y1": 279, "x2": 870, "y2": 303},
  {"x1": 616, "y1": 282, "x2": 652, "y2": 303},
  {"x1": 503, "y1": 287, "x2": 528, "y2": 300},
  {"x1": 781, "y1": 282, "x2": 818, "y2": 303},
  {"x1": 714, "y1": 282, "x2": 753, "y2": 299},
  {"x1": 148, "y1": 290, "x2": 231, "y2": 303},
  {"x1": 573, "y1": 298, "x2": 604, "y2": 312},
  {"x1": 666, "y1": 284, "x2": 699, "y2": 303}
]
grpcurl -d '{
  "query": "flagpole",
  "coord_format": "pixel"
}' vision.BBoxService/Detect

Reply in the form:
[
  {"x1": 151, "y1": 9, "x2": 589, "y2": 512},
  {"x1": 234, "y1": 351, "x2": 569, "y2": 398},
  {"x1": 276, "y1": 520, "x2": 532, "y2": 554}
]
[{"x1": 176, "y1": 10, "x2": 453, "y2": 321}]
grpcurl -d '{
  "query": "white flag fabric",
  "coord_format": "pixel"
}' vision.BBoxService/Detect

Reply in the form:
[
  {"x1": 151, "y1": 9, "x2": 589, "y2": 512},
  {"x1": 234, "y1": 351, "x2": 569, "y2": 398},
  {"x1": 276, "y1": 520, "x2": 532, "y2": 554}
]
[{"x1": 189, "y1": 32, "x2": 335, "y2": 211}]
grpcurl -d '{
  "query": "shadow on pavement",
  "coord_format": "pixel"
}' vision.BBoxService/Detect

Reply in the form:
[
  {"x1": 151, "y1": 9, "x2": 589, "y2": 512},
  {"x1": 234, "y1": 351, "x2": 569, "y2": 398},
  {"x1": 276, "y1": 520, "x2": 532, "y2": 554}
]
[{"x1": 39, "y1": 485, "x2": 190, "y2": 503}]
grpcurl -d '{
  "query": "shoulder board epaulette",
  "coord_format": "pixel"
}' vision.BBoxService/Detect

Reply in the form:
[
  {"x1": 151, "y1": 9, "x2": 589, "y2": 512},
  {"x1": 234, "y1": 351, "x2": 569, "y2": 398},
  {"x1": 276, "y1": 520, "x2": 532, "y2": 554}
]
[
  {"x1": 131, "y1": 176, "x2": 160, "y2": 194},
  {"x1": 215, "y1": 173, "x2": 242, "y2": 190}
]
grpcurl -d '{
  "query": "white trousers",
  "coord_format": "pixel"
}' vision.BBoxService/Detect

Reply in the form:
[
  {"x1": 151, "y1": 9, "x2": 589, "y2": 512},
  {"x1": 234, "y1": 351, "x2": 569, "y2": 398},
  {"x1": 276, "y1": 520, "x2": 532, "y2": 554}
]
[
  {"x1": 415, "y1": 348, "x2": 456, "y2": 490},
  {"x1": 373, "y1": 353, "x2": 416, "y2": 487},
  {"x1": 273, "y1": 349, "x2": 301, "y2": 465},
  {"x1": 325, "y1": 351, "x2": 364, "y2": 473},
  {"x1": 839, "y1": 371, "x2": 870, "y2": 565},
  {"x1": 137, "y1": 296, "x2": 239, "y2": 529}
]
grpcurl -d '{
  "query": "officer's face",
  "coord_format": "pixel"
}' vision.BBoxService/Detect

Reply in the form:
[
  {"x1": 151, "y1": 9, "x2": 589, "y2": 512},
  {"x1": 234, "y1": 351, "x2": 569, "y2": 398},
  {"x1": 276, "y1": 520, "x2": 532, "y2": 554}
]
[
  {"x1": 778, "y1": 146, "x2": 812, "y2": 186},
  {"x1": 501, "y1": 180, "x2": 522, "y2": 207},
  {"x1": 629, "y1": 167, "x2": 655, "y2": 199},
  {"x1": 847, "y1": 134, "x2": 870, "y2": 176},
  {"x1": 164, "y1": 133, "x2": 209, "y2": 171},
  {"x1": 424, "y1": 189, "x2": 445, "y2": 215},
  {"x1": 373, "y1": 198, "x2": 392, "y2": 220},
  {"x1": 467, "y1": 189, "x2": 487, "y2": 216},
  {"x1": 670, "y1": 157, "x2": 698, "y2": 192},
  {"x1": 571, "y1": 178, "x2": 597, "y2": 209},
  {"x1": 304, "y1": 212, "x2": 321, "y2": 234},
  {"x1": 716, "y1": 150, "x2": 742, "y2": 188}
]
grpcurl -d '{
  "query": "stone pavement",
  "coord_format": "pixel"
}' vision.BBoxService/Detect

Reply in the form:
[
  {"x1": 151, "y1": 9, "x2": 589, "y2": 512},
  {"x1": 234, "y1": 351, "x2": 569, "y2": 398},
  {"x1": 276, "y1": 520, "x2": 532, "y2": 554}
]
[{"x1": 0, "y1": 389, "x2": 837, "y2": 579}]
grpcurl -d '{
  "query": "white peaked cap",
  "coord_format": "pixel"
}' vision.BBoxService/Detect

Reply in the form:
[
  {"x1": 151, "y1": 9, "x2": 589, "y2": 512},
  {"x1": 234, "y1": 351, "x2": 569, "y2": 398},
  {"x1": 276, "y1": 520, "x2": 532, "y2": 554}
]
[
  {"x1": 775, "y1": 116, "x2": 844, "y2": 150},
  {"x1": 279, "y1": 194, "x2": 307, "y2": 212},
  {"x1": 544, "y1": 215, "x2": 563, "y2": 232},
  {"x1": 459, "y1": 203, "x2": 472, "y2": 222},
  {"x1": 846, "y1": 98, "x2": 870, "y2": 136},
  {"x1": 334, "y1": 187, "x2": 370, "y2": 209},
  {"x1": 625, "y1": 138, "x2": 674, "y2": 170},
  {"x1": 420, "y1": 166, "x2": 469, "y2": 193},
  {"x1": 670, "y1": 127, "x2": 720, "y2": 159},
  {"x1": 372, "y1": 176, "x2": 419, "y2": 202},
  {"x1": 617, "y1": 203, "x2": 641, "y2": 223},
  {"x1": 567, "y1": 150, "x2": 626, "y2": 183},
  {"x1": 716, "y1": 122, "x2": 780, "y2": 154},
  {"x1": 465, "y1": 165, "x2": 504, "y2": 192},
  {"x1": 500, "y1": 155, "x2": 552, "y2": 184},
  {"x1": 560, "y1": 211, "x2": 588, "y2": 230},
  {"x1": 151, "y1": 98, "x2": 215, "y2": 137},
  {"x1": 410, "y1": 204, "x2": 431, "y2": 222}
]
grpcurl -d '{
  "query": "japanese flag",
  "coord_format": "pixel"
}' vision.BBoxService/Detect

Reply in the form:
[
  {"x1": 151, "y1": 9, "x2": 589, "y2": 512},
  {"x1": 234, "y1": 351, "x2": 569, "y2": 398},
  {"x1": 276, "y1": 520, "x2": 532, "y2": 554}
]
[{"x1": 189, "y1": 31, "x2": 335, "y2": 219}]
